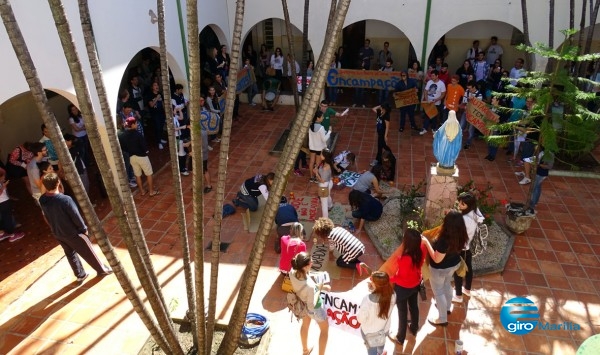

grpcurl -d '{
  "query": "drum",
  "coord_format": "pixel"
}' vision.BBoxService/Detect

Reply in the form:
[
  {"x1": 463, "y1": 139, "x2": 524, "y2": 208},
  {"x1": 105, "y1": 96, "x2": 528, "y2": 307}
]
[{"x1": 265, "y1": 91, "x2": 276, "y2": 102}]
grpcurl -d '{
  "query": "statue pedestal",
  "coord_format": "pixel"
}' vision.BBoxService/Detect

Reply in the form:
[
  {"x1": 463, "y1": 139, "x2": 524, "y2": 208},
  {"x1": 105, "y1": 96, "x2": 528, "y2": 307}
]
[{"x1": 424, "y1": 165, "x2": 459, "y2": 227}]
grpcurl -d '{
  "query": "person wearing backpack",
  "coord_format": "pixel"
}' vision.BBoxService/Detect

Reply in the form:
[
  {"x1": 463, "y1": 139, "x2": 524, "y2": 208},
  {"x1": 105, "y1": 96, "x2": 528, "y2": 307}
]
[
  {"x1": 289, "y1": 252, "x2": 330, "y2": 355},
  {"x1": 357, "y1": 271, "x2": 395, "y2": 355},
  {"x1": 452, "y1": 192, "x2": 484, "y2": 303}
]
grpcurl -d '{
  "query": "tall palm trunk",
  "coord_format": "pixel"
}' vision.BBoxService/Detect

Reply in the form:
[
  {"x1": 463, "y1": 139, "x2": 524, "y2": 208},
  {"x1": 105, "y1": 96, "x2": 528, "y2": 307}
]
[
  {"x1": 548, "y1": 0, "x2": 555, "y2": 70},
  {"x1": 156, "y1": 0, "x2": 198, "y2": 348},
  {"x1": 77, "y1": 1, "x2": 176, "y2": 351},
  {"x1": 520, "y1": 0, "x2": 533, "y2": 68},
  {"x1": 217, "y1": 1, "x2": 352, "y2": 354},
  {"x1": 183, "y1": 0, "x2": 208, "y2": 353},
  {"x1": 45, "y1": 0, "x2": 183, "y2": 353},
  {"x1": 282, "y1": 0, "x2": 300, "y2": 109},
  {"x1": 570, "y1": 0, "x2": 575, "y2": 32},
  {"x1": 208, "y1": 0, "x2": 245, "y2": 352},
  {"x1": 301, "y1": 0, "x2": 312, "y2": 94}
]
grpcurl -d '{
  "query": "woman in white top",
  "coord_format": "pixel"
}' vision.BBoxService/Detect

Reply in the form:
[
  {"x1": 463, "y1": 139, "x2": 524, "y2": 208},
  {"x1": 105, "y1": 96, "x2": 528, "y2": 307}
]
[
  {"x1": 270, "y1": 47, "x2": 284, "y2": 80},
  {"x1": 289, "y1": 252, "x2": 330, "y2": 355},
  {"x1": 67, "y1": 104, "x2": 90, "y2": 167},
  {"x1": 307, "y1": 111, "x2": 331, "y2": 183},
  {"x1": 314, "y1": 149, "x2": 333, "y2": 218},
  {"x1": 357, "y1": 271, "x2": 395, "y2": 355},
  {"x1": 452, "y1": 192, "x2": 484, "y2": 302}
]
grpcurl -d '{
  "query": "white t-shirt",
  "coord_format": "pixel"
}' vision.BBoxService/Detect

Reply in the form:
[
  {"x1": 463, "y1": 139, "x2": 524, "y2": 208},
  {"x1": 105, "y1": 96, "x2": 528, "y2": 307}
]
[
  {"x1": 424, "y1": 79, "x2": 446, "y2": 105},
  {"x1": 486, "y1": 44, "x2": 504, "y2": 65}
]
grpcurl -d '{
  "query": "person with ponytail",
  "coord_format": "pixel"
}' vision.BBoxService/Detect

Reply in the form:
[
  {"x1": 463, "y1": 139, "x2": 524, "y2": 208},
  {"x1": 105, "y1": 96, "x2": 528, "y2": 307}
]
[
  {"x1": 279, "y1": 222, "x2": 307, "y2": 274},
  {"x1": 357, "y1": 271, "x2": 395, "y2": 355},
  {"x1": 289, "y1": 252, "x2": 330, "y2": 355},
  {"x1": 390, "y1": 229, "x2": 427, "y2": 344}
]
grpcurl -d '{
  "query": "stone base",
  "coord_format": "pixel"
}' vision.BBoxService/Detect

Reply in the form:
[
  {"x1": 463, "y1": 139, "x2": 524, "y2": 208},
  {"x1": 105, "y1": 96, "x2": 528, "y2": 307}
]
[{"x1": 424, "y1": 165, "x2": 459, "y2": 227}]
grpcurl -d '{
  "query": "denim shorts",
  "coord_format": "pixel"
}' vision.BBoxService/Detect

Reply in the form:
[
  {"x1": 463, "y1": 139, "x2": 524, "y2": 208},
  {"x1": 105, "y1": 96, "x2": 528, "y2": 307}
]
[{"x1": 308, "y1": 306, "x2": 328, "y2": 322}]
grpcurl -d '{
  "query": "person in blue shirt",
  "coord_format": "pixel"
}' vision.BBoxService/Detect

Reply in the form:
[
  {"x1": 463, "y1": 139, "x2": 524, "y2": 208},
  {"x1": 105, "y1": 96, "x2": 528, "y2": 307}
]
[{"x1": 394, "y1": 71, "x2": 418, "y2": 132}]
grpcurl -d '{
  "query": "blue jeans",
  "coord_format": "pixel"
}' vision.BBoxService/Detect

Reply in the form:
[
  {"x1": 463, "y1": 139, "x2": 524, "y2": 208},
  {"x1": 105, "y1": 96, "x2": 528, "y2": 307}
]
[
  {"x1": 354, "y1": 88, "x2": 365, "y2": 106},
  {"x1": 399, "y1": 105, "x2": 417, "y2": 129},
  {"x1": 429, "y1": 263, "x2": 459, "y2": 322},
  {"x1": 237, "y1": 192, "x2": 259, "y2": 211},
  {"x1": 460, "y1": 111, "x2": 476, "y2": 145},
  {"x1": 360, "y1": 330, "x2": 384, "y2": 355},
  {"x1": 327, "y1": 86, "x2": 337, "y2": 103},
  {"x1": 530, "y1": 174, "x2": 547, "y2": 209},
  {"x1": 378, "y1": 89, "x2": 390, "y2": 105}
]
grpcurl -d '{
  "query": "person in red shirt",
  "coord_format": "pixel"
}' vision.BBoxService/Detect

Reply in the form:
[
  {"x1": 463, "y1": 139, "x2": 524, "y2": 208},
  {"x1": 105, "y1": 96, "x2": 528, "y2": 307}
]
[
  {"x1": 438, "y1": 63, "x2": 450, "y2": 86},
  {"x1": 390, "y1": 228, "x2": 427, "y2": 344}
]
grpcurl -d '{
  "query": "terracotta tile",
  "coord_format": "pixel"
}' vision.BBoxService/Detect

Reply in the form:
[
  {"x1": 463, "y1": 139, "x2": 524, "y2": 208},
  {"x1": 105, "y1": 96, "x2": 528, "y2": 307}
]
[
  {"x1": 537, "y1": 260, "x2": 564, "y2": 276},
  {"x1": 517, "y1": 259, "x2": 541, "y2": 273},
  {"x1": 522, "y1": 272, "x2": 548, "y2": 287},
  {"x1": 545, "y1": 275, "x2": 572, "y2": 291},
  {"x1": 522, "y1": 333, "x2": 551, "y2": 353},
  {"x1": 533, "y1": 249, "x2": 558, "y2": 262},
  {"x1": 8, "y1": 315, "x2": 45, "y2": 336},
  {"x1": 555, "y1": 251, "x2": 579, "y2": 265},
  {"x1": 561, "y1": 264, "x2": 587, "y2": 278},
  {"x1": 570, "y1": 242, "x2": 594, "y2": 255}
]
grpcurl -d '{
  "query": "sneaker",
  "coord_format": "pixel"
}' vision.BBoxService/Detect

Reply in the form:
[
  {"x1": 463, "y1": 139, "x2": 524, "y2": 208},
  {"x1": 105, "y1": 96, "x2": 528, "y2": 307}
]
[
  {"x1": 432, "y1": 128, "x2": 437, "y2": 134},
  {"x1": 452, "y1": 295, "x2": 463, "y2": 303},
  {"x1": 352, "y1": 104, "x2": 357, "y2": 108},
  {"x1": 76, "y1": 273, "x2": 89, "y2": 283},
  {"x1": 419, "y1": 128, "x2": 427, "y2": 135},
  {"x1": 158, "y1": 143, "x2": 164, "y2": 150},
  {"x1": 207, "y1": 145, "x2": 213, "y2": 151},
  {"x1": 213, "y1": 137, "x2": 221, "y2": 143},
  {"x1": 181, "y1": 170, "x2": 190, "y2": 176},
  {"x1": 309, "y1": 177, "x2": 318, "y2": 183},
  {"x1": 250, "y1": 102, "x2": 257, "y2": 106},
  {"x1": 8, "y1": 232, "x2": 25, "y2": 243},
  {"x1": 362, "y1": 105, "x2": 366, "y2": 108},
  {"x1": 293, "y1": 169, "x2": 304, "y2": 176},
  {"x1": 525, "y1": 208, "x2": 536, "y2": 216},
  {"x1": 370, "y1": 160, "x2": 379, "y2": 167},
  {"x1": 232, "y1": 198, "x2": 240, "y2": 207},
  {"x1": 519, "y1": 177, "x2": 531, "y2": 185},
  {"x1": 0, "y1": 233, "x2": 9, "y2": 242},
  {"x1": 160, "y1": 139, "x2": 168, "y2": 144},
  {"x1": 463, "y1": 144, "x2": 470, "y2": 150},
  {"x1": 399, "y1": 128, "x2": 404, "y2": 132},
  {"x1": 514, "y1": 171, "x2": 525, "y2": 177},
  {"x1": 462, "y1": 287, "x2": 471, "y2": 297},
  {"x1": 129, "y1": 181, "x2": 138, "y2": 188}
]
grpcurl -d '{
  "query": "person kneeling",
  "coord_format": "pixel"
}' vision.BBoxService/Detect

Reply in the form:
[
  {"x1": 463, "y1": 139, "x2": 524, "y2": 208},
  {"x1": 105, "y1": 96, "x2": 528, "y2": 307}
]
[{"x1": 349, "y1": 190, "x2": 383, "y2": 234}]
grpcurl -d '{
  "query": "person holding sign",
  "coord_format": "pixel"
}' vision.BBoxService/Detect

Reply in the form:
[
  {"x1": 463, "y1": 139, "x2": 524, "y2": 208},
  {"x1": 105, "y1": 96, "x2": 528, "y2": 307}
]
[
  {"x1": 459, "y1": 81, "x2": 483, "y2": 149},
  {"x1": 357, "y1": 271, "x2": 395, "y2": 355},
  {"x1": 420, "y1": 70, "x2": 446, "y2": 135},
  {"x1": 394, "y1": 71, "x2": 418, "y2": 132},
  {"x1": 289, "y1": 252, "x2": 331, "y2": 355}
]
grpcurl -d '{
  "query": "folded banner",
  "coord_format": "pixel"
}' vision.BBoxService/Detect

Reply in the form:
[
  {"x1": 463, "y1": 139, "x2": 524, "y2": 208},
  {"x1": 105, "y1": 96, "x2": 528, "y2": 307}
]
[
  {"x1": 326, "y1": 68, "x2": 401, "y2": 90},
  {"x1": 466, "y1": 97, "x2": 499, "y2": 135},
  {"x1": 393, "y1": 89, "x2": 419, "y2": 108}
]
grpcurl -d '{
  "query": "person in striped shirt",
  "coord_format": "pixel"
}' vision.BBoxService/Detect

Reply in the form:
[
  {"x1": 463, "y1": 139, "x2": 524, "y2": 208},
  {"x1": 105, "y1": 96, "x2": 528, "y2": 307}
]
[{"x1": 313, "y1": 217, "x2": 370, "y2": 275}]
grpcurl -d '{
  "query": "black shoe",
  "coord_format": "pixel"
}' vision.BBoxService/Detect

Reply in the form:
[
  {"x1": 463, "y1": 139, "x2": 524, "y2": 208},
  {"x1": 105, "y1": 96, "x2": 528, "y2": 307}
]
[
  {"x1": 399, "y1": 128, "x2": 404, "y2": 132},
  {"x1": 463, "y1": 144, "x2": 470, "y2": 150},
  {"x1": 484, "y1": 155, "x2": 490, "y2": 160}
]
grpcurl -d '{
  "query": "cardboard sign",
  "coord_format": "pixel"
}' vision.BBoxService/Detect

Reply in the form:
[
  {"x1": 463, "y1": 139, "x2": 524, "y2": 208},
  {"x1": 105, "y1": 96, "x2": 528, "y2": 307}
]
[
  {"x1": 393, "y1": 89, "x2": 419, "y2": 108},
  {"x1": 200, "y1": 110, "x2": 220, "y2": 135},
  {"x1": 326, "y1": 68, "x2": 401, "y2": 90},
  {"x1": 235, "y1": 67, "x2": 253, "y2": 94},
  {"x1": 466, "y1": 97, "x2": 499, "y2": 136},
  {"x1": 421, "y1": 102, "x2": 438, "y2": 119}
]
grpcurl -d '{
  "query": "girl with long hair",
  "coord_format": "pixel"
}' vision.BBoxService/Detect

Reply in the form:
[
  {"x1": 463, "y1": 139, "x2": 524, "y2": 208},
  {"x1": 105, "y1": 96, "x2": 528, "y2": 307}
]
[
  {"x1": 270, "y1": 47, "x2": 284, "y2": 80},
  {"x1": 455, "y1": 59, "x2": 474, "y2": 88},
  {"x1": 67, "y1": 104, "x2": 90, "y2": 167},
  {"x1": 357, "y1": 271, "x2": 395, "y2": 355},
  {"x1": 390, "y1": 229, "x2": 427, "y2": 344},
  {"x1": 421, "y1": 211, "x2": 468, "y2": 326},
  {"x1": 279, "y1": 222, "x2": 307, "y2": 274},
  {"x1": 289, "y1": 252, "x2": 330, "y2": 355},
  {"x1": 308, "y1": 111, "x2": 330, "y2": 183},
  {"x1": 314, "y1": 149, "x2": 333, "y2": 218},
  {"x1": 348, "y1": 190, "x2": 383, "y2": 234},
  {"x1": 452, "y1": 192, "x2": 484, "y2": 302}
]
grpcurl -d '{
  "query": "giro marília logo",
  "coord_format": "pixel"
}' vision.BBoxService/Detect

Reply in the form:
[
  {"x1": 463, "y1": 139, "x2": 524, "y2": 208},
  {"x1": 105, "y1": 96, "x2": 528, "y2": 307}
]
[{"x1": 500, "y1": 297, "x2": 539, "y2": 335}]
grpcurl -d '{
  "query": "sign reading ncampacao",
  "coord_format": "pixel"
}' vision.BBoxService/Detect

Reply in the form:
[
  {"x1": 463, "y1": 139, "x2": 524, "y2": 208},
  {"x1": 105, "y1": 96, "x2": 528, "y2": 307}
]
[
  {"x1": 319, "y1": 289, "x2": 363, "y2": 337},
  {"x1": 466, "y1": 97, "x2": 499, "y2": 135},
  {"x1": 327, "y1": 69, "x2": 401, "y2": 90},
  {"x1": 393, "y1": 89, "x2": 419, "y2": 108}
]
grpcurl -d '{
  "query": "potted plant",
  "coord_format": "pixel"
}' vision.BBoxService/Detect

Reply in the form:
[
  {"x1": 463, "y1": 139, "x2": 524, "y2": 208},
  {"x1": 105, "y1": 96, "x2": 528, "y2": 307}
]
[{"x1": 488, "y1": 29, "x2": 600, "y2": 234}]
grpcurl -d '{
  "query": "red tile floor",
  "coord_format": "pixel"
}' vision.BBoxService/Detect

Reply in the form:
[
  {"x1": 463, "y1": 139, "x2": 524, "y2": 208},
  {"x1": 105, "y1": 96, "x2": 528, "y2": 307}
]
[{"x1": 1, "y1": 100, "x2": 600, "y2": 354}]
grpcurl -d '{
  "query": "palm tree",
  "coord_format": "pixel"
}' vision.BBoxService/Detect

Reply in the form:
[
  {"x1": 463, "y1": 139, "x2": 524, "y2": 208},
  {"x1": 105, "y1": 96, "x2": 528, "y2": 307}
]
[
  {"x1": 46, "y1": 0, "x2": 183, "y2": 353},
  {"x1": 156, "y1": 0, "x2": 198, "y2": 349},
  {"x1": 217, "y1": 1, "x2": 352, "y2": 353},
  {"x1": 301, "y1": 0, "x2": 312, "y2": 94},
  {"x1": 182, "y1": 0, "x2": 209, "y2": 353},
  {"x1": 282, "y1": 0, "x2": 300, "y2": 109},
  {"x1": 209, "y1": 0, "x2": 245, "y2": 351}
]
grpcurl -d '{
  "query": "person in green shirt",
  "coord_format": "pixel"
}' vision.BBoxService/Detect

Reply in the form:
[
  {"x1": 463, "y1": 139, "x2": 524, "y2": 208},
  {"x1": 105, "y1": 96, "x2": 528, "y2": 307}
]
[
  {"x1": 261, "y1": 77, "x2": 281, "y2": 111},
  {"x1": 318, "y1": 100, "x2": 348, "y2": 131}
]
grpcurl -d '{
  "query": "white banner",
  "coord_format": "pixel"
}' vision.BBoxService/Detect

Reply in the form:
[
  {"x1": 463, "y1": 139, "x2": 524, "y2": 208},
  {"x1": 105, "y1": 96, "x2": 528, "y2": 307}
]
[{"x1": 319, "y1": 280, "x2": 370, "y2": 337}]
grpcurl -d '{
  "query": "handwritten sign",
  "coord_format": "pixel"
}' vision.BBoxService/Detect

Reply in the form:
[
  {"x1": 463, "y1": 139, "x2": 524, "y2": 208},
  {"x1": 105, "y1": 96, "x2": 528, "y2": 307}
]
[
  {"x1": 327, "y1": 69, "x2": 401, "y2": 90},
  {"x1": 200, "y1": 110, "x2": 220, "y2": 135},
  {"x1": 235, "y1": 68, "x2": 253, "y2": 94},
  {"x1": 466, "y1": 97, "x2": 499, "y2": 136},
  {"x1": 421, "y1": 102, "x2": 438, "y2": 119},
  {"x1": 319, "y1": 289, "x2": 364, "y2": 337},
  {"x1": 393, "y1": 89, "x2": 419, "y2": 108}
]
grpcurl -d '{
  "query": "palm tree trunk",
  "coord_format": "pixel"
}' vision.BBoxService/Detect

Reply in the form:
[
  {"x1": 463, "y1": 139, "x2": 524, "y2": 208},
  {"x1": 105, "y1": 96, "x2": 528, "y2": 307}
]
[
  {"x1": 582, "y1": 0, "x2": 600, "y2": 72},
  {"x1": 217, "y1": 1, "x2": 352, "y2": 354},
  {"x1": 282, "y1": 0, "x2": 300, "y2": 110},
  {"x1": 45, "y1": 0, "x2": 183, "y2": 353},
  {"x1": 156, "y1": 0, "x2": 198, "y2": 349},
  {"x1": 570, "y1": 0, "x2": 575, "y2": 32},
  {"x1": 182, "y1": 0, "x2": 208, "y2": 353},
  {"x1": 301, "y1": 0, "x2": 312, "y2": 95},
  {"x1": 76, "y1": 0, "x2": 176, "y2": 351},
  {"x1": 207, "y1": 0, "x2": 245, "y2": 352},
  {"x1": 548, "y1": 0, "x2": 555, "y2": 70}
]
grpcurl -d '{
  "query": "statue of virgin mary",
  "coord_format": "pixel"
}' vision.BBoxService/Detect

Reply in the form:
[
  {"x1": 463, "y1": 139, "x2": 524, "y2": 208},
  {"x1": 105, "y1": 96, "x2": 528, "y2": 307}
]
[{"x1": 433, "y1": 110, "x2": 462, "y2": 173}]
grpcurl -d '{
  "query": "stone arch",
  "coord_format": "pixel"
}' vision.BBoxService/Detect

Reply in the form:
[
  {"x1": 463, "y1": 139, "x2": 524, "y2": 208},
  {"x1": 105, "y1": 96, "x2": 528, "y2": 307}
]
[{"x1": 0, "y1": 89, "x2": 75, "y2": 165}]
